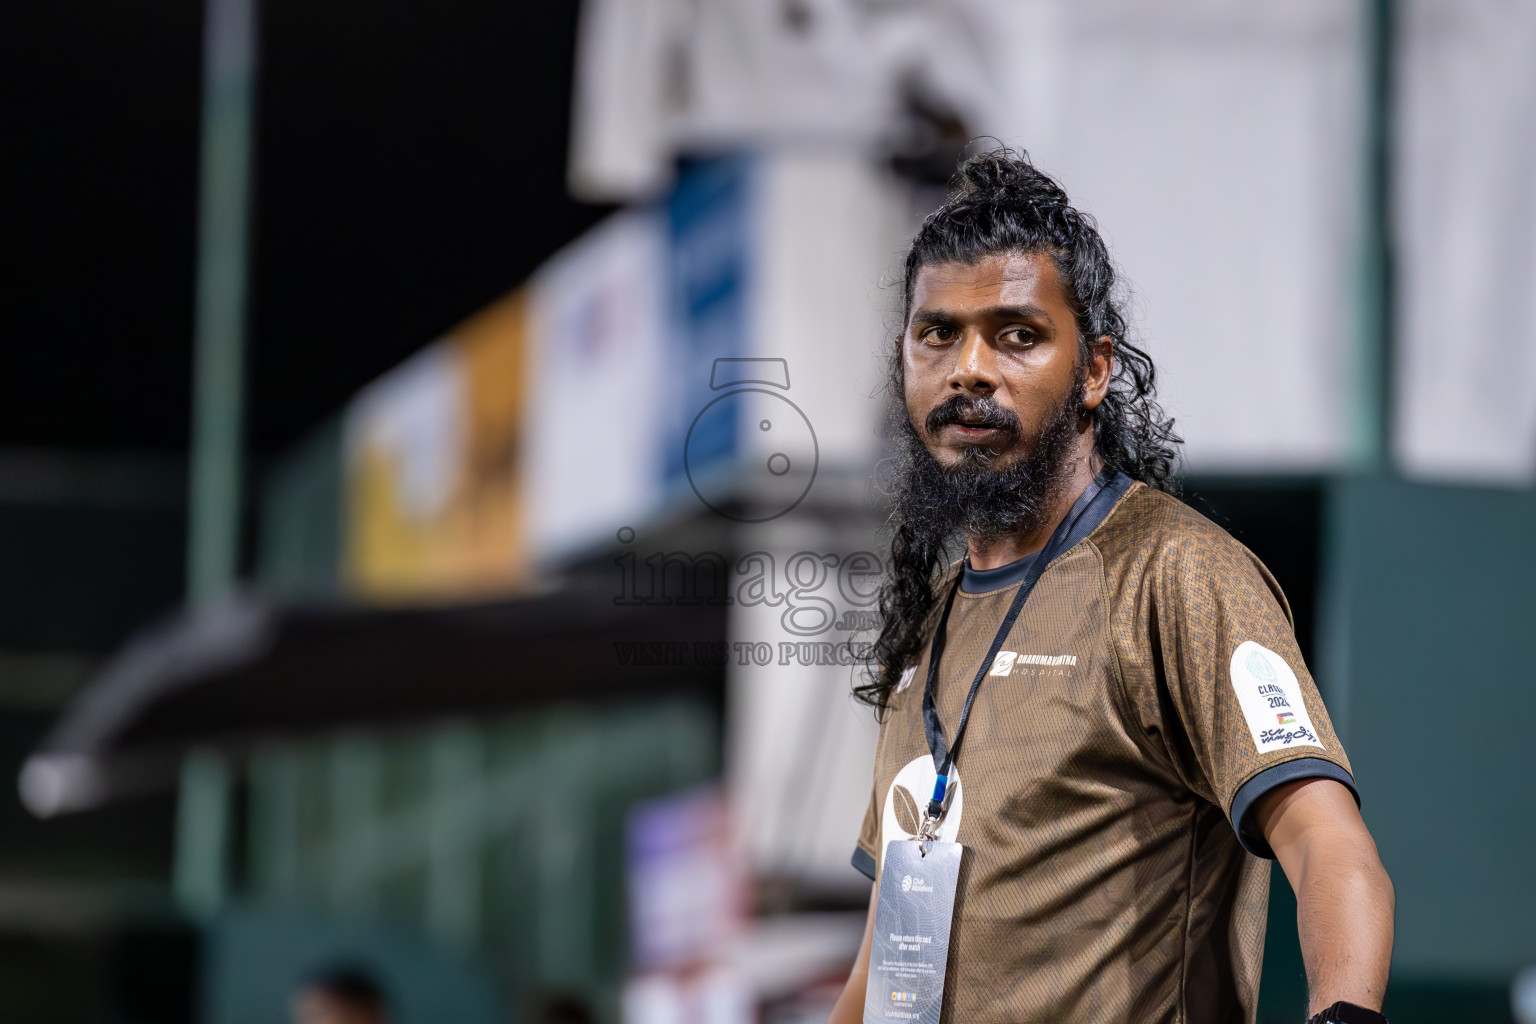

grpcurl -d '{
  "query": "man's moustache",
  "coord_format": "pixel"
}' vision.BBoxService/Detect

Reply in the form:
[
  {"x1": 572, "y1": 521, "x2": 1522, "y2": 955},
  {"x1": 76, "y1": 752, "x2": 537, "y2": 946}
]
[{"x1": 924, "y1": 396, "x2": 1022, "y2": 440}]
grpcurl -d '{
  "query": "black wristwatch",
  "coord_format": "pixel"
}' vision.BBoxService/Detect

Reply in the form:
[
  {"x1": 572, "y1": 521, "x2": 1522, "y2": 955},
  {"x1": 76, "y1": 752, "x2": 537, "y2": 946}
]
[{"x1": 1306, "y1": 1001, "x2": 1389, "y2": 1024}]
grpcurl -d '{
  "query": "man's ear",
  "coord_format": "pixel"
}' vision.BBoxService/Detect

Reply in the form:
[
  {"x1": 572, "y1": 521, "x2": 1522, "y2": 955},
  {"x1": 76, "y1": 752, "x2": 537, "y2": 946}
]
[{"x1": 1082, "y1": 336, "x2": 1113, "y2": 412}]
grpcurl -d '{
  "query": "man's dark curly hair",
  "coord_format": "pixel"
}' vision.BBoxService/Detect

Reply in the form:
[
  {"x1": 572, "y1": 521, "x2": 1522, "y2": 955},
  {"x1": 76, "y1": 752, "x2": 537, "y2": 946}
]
[{"x1": 856, "y1": 148, "x2": 1181, "y2": 712}]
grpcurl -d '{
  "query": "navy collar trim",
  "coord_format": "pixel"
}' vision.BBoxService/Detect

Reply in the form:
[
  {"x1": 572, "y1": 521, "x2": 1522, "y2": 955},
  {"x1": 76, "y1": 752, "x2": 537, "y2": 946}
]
[{"x1": 960, "y1": 552, "x2": 1040, "y2": 593}]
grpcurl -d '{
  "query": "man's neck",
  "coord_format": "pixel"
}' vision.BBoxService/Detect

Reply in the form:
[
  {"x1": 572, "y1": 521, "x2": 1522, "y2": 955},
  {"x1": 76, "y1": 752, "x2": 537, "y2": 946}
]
[{"x1": 965, "y1": 450, "x2": 1100, "y2": 571}]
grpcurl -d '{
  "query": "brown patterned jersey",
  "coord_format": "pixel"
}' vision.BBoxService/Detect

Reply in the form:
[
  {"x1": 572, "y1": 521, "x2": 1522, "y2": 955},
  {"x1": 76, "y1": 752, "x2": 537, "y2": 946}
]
[{"x1": 853, "y1": 480, "x2": 1356, "y2": 1024}]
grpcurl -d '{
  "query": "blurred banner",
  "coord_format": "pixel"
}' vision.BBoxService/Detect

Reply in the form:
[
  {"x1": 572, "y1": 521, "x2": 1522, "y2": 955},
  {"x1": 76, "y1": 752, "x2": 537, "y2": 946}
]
[
  {"x1": 344, "y1": 290, "x2": 529, "y2": 600},
  {"x1": 525, "y1": 209, "x2": 670, "y2": 559},
  {"x1": 661, "y1": 156, "x2": 754, "y2": 495},
  {"x1": 1394, "y1": 0, "x2": 1536, "y2": 486},
  {"x1": 339, "y1": 148, "x2": 903, "y2": 599},
  {"x1": 626, "y1": 786, "x2": 745, "y2": 972}
]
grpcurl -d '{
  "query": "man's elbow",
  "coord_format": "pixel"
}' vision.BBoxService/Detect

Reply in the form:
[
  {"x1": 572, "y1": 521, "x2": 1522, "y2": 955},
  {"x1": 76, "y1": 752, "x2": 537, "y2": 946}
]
[
  {"x1": 1368, "y1": 851, "x2": 1395, "y2": 913},
  {"x1": 1301, "y1": 826, "x2": 1394, "y2": 912}
]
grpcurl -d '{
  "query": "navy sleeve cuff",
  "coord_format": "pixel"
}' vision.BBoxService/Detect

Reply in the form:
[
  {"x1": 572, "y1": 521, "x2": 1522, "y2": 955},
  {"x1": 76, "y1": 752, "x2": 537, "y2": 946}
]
[
  {"x1": 1229, "y1": 757, "x2": 1359, "y2": 859},
  {"x1": 851, "y1": 845, "x2": 877, "y2": 881}
]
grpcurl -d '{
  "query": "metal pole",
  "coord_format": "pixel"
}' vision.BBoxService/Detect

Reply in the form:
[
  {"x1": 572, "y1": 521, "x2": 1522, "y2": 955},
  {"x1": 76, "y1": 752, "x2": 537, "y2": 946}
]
[
  {"x1": 175, "y1": 0, "x2": 258, "y2": 920},
  {"x1": 188, "y1": 0, "x2": 257, "y2": 606},
  {"x1": 1351, "y1": 0, "x2": 1395, "y2": 470}
]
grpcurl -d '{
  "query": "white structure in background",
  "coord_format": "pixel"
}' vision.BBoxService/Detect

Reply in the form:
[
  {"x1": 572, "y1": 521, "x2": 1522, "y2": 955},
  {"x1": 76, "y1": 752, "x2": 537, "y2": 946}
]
[
  {"x1": 1395, "y1": 0, "x2": 1536, "y2": 486},
  {"x1": 572, "y1": 0, "x2": 1368, "y2": 472},
  {"x1": 747, "y1": 153, "x2": 907, "y2": 475},
  {"x1": 970, "y1": 1, "x2": 1365, "y2": 471},
  {"x1": 570, "y1": 0, "x2": 933, "y2": 197},
  {"x1": 721, "y1": 154, "x2": 905, "y2": 891}
]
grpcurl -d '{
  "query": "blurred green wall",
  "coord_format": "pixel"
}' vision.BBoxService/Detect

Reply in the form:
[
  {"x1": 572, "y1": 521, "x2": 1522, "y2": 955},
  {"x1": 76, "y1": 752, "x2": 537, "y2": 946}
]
[
  {"x1": 1263, "y1": 476, "x2": 1535, "y2": 1024},
  {"x1": 216, "y1": 699, "x2": 720, "y2": 1024},
  {"x1": 1324, "y1": 477, "x2": 1535, "y2": 980}
]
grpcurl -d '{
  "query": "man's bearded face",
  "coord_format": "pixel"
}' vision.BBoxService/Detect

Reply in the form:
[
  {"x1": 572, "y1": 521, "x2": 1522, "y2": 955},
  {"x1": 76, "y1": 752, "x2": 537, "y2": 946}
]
[{"x1": 894, "y1": 251, "x2": 1089, "y2": 542}]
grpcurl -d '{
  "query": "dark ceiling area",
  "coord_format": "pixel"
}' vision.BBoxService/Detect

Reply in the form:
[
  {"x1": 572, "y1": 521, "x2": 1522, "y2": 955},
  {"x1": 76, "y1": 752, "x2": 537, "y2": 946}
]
[
  {"x1": 1, "y1": 2, "x2": 202, "y2": 453},
  {"x1": 3, "y1": 0, "x2": 611, "y2": 458}
]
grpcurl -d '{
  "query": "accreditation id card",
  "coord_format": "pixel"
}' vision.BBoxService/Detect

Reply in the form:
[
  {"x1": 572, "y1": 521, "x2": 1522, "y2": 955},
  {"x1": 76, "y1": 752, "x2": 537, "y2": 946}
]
[{"x1": 862, "y1": 840, "x2": 963, "y2": 1024}]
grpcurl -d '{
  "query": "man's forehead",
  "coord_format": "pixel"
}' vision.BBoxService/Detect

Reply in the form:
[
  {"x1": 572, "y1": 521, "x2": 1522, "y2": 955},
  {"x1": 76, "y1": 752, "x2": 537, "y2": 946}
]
[{"x1": 910, "y1": 251, "x2": 1065, "y2": 311}]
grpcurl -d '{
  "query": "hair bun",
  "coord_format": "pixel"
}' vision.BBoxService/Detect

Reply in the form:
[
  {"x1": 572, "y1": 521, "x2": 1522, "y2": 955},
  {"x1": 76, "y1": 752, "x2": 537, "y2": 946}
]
[{"x1": 951, "y1": 148, "x2": 1070, "y2": 209}]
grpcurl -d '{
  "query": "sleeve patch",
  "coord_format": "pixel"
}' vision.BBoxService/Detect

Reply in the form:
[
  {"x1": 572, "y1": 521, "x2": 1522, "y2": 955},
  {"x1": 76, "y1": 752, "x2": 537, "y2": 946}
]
[{"x1": 1229, "y1": 641, "x2": 1324, "y2": 753}]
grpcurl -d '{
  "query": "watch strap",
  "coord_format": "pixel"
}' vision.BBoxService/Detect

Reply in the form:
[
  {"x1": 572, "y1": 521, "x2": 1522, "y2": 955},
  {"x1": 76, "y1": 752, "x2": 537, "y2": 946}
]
[{"x1": 1306, "y1": 1001, "x2": 1389, "y2": 1024}]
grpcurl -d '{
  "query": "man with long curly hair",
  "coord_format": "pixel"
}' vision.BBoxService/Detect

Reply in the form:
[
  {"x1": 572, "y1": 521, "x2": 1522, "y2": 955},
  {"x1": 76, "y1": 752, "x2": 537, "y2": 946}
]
[{"x1": 828, "y1": 151, "x2": 1393, "y2": 1024}]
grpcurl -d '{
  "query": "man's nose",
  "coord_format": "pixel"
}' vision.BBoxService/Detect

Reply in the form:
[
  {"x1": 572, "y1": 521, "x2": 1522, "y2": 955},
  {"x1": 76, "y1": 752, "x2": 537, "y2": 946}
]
[{"x1": 946, "y1": 332, "x2": 998, "y2": 392}]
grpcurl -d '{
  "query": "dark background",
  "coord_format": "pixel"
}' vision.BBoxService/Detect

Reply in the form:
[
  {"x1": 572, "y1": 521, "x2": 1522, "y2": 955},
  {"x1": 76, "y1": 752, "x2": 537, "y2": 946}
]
[{"x1": 3, "y1": 0, "x2": 607, "y2": 460}]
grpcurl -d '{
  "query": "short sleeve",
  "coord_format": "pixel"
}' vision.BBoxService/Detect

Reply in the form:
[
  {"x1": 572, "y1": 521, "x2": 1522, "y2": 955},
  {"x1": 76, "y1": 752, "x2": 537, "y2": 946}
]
[
  {"x1": 852, "y1": 704, "x2": 897, "y2": 882},
  {"x1": 1134, "y1": 530, "x2": 1357, "y2": 856},
  {"x1": 852, "y1": 782, "x2": 879, "y2": 881}
]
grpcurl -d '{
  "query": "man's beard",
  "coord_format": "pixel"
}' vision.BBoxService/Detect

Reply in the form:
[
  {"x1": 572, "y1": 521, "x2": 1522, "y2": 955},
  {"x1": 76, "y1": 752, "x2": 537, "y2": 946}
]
[{"x1": 891, "y1": 375, "x2": 1085, "y2": 552}]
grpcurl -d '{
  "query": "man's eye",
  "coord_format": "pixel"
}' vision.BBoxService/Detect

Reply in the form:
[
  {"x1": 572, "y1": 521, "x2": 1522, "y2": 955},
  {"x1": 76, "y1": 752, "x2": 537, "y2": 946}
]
[
  {"x1": 1003, "y1": 328, "x2": 1037, "y2": 346},
  {"x1": 921, "y1": 326, "x2": 955, "y2": 344}
]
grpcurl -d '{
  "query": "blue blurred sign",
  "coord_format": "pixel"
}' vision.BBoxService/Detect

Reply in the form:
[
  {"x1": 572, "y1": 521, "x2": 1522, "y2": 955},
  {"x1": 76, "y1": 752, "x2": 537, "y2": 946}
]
[{"x1": 664, "y1": 155, "x2": 754, "y2": 486}]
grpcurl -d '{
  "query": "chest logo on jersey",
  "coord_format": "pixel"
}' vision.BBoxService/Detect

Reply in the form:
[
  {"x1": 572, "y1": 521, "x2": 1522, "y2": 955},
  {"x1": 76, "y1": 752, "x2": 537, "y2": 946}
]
[
  {"x1": 988, "y1": 650, "x2": 1079, "y2": 676},
  {"x1": 1230, "y1": 641, "x2": 1324, "y2": 753}
]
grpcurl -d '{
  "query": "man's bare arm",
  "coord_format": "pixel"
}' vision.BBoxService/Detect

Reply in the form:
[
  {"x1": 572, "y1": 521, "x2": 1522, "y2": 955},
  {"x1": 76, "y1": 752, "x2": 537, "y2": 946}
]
[
  {"x1": 827, "y1": 883, "x2": 877, "y2": 1024},
  {"x1": 1258, "y1": 778, "x2": 1394, "y2": 1016}
]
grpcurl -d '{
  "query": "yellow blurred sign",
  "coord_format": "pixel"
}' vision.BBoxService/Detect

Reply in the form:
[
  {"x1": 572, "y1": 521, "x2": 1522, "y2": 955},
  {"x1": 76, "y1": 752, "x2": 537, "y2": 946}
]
[{"x1": 344, "y1": 289, "x2": 530, "y2": 601}]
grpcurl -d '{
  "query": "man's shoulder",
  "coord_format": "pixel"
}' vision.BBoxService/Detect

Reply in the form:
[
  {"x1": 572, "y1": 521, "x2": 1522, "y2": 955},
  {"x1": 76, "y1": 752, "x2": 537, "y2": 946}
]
[
  {"x1": 1086, "y1": 480, "x2": 1297, "y2": 641},
  {"x1": 1087, "y1": 481, "x2": 1252, "y2": 577}
]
